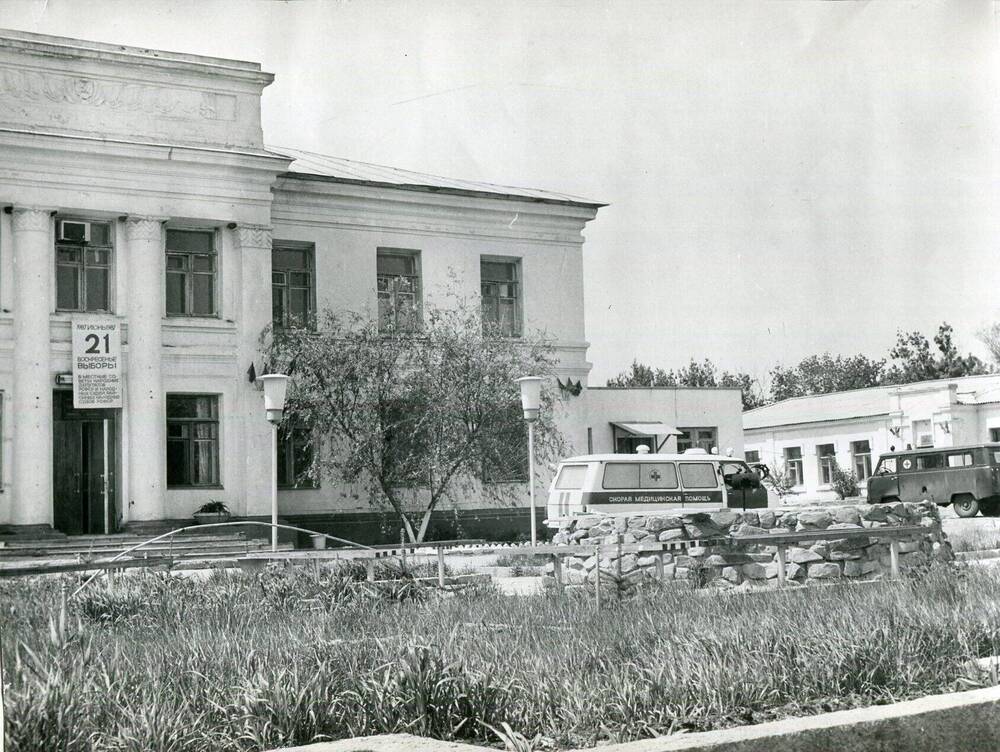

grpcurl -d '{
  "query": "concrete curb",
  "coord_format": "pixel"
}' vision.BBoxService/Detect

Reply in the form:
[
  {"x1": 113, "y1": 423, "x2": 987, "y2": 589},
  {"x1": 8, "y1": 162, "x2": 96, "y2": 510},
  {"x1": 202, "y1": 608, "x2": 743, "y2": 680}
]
[
  {"x1": 266, "y1": 685, "x2": 1000, "y2": 752},
  {"x1": 567, "y1": 684, "x2": 1000, "y2": 752}
]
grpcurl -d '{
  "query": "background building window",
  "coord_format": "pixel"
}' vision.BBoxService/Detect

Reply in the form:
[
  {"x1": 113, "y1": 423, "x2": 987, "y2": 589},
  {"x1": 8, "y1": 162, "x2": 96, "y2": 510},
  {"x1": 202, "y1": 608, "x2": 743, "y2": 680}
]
[
  {"x1": 744, "y1": 450, "x2": 760, "y2": 463},
  {"x1": 783, "y1": 447, "x2": 803, "y2": 486},
  {"x1": 616, "y1": 435, "x2": 654, "y2": 454},
  {"x1": 678, "y1": 427, "x2": 717, "y2": 453},
  {"x1": 272, "y1": 244, "x2": 314, "y2": 329},
  {"x1": 852, "y1": 440, "x2": 872, "y2": 480},
  {"x1": 166, "y1": 229, "x2": 216, "y2": 316},
  {"x1": 990, "y1": 428, "x2": 1000, "y2": 442},
  {"x1": 913, "y1": 420, "x2": 933, "y2": 448},
  {"x1": 817, "y1": 443, "x2": 836, "y2": 485},
  {"x1": 56, "y1": 220, "x2": 112, "y2": 312},
  {"x1": 166, "y1": 395, "x2": 220, "y2": 487},
  {"x1": 277, "y1": 423, "x2": 317, "y2": 488},
  {"x1": 480, "y1": 258, "x2": 522, "y2": 336},
  {"x1": 376, "y1": 249, "x2": 421, "y2": 332}
]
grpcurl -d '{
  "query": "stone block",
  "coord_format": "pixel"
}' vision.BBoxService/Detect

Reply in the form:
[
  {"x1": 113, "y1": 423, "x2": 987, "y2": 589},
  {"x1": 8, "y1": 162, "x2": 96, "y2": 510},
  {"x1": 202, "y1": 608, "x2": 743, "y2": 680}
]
[
  {"x1": 833, "y1": 506, "x2": 862, "y2": 525},
  {"x1": 627, "y1": 516, "x2": 647, "y2": 529},
  {"x1": 663, "y1": 563, "x2": 676, "y2": 579},
  {"x1": 568, "y1": 530, "x2": 590, "y2": 542},
  {"x1": 675, "y1": 555, "x2": 696, "y2": 569},
  {"x1": 829, "y1": 549, "x2": 863, "y2": 561},
  {"x1": 631, "y1": 529, "x2": 650, "y2": 541},
  {"x1": 797, "y1": 510, "x2": 833, "y2": 529},
  {"x1": 788, "y1": 547, "x2": 824, "y2": 564},
  {"x1": 684, "y1": 521, "x2": 723, "y2": 538},
  {"x1": 688, "y1": 545, "x2": 709, "y2": 557},
  {"x1": 566, "y1": 569, "x2": 587, "y2": 585},
  {"x1": 742, "y1": 562, "x2": 769, "y2": 579},
  {"x1": 576, "y1": 516, "x2": 603, "y2": 529},
  {"x1": 780, "y1": 513, "x2": 798, "y2": 529},
  {"x1": 706, "y1": 553, "x2": 752, "y2": 567},
  {"x1": 861, "y1": 504, "x2": 889, "y2": 521},
  {"x1": 758, "y1": 510, "x2": 776, "y2": 529},
  {"x1": 621, "y1": 532, "x2": 638, "y2": 544},
  {"x1": 807, "y1": 562, "x2": 842, "y2": 579},
  {"x1": 582, "y1": 555, "x2": 597, "y2": 570},
  {"x1": 844, "y1": 559, "x2": 878, "y2": 577},
  {"x1": 786, "y1": 561, "x2": 804, "y2": 580},
  {"x1": 722, "y1": 566, "x2": 742, "y2": 583},
  {"x1": 674, "y1": 566, "x2": 691, "y2": 579},
  {"x1": 886, "y1": 502, "x2": 906, "y2": 517},
  {"x1": 658, "y1": 528, "x2": 687, "y2": 542},
  {"x1": 897, "y1": 540, "x2": 921, "y2": 554},
  {"x1": 623, "y1": 569, "x2": 646, "y2": 585},
  {"x1": 710, "y1": 509, "x2": 741, "y2": 530},
  {"x1": 933, "y1": 541, "x2": 955, "y2": 562},
  {"x1": 553, "y1": 532, "x2": 569, "y2": 545},
  {"x1": 862, "y1": 519, "x2": 886, "y2": 528},
  {"x1": 566, "y1": 557, "x2": 586, "y2": 571},
  {"x1": 828, "y1": 522, "x2": 863, "y2": 530},
  {"x1": 637, "y1": 555, "x2": 660, "y2": 568},
  {"x1": 733, "y1": 524, "x2": 770, "y2": 537},
  {"x1": 618, "y1": 554, "x2": 638, "y2": 573},
  {"x1": 811, "y1": 543, "x2": 830, "y2": 559},
  {"x1": 614, "y1": 516, "x2": 629, "y2": 532}
]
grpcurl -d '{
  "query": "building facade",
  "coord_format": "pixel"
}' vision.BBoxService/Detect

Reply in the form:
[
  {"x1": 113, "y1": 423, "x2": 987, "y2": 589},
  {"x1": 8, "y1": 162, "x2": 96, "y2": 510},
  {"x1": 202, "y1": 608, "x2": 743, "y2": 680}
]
[
  {"x1": 0, "y1": 30, "x2": 746, "y2": 541},
  {"x1": 743, "y1": 374, "x2": 1000, "y2": 501}
]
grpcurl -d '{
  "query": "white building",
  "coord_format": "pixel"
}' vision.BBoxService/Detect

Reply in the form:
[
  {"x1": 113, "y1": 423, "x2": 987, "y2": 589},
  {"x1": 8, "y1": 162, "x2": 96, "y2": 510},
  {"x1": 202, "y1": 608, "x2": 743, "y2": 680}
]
[
  {"x1": 0, "y1": 30, "x2": 746, "y2": 542},
  {"x1": 743, "y1": 373, "x2": 1000, "y2": 501}
]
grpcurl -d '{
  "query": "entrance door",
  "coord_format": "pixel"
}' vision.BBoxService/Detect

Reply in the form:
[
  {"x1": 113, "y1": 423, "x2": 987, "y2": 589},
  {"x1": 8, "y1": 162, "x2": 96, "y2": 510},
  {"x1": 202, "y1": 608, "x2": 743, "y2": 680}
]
[{"x1": 53, "y1": 391, "x2": 118, "y2": 535}]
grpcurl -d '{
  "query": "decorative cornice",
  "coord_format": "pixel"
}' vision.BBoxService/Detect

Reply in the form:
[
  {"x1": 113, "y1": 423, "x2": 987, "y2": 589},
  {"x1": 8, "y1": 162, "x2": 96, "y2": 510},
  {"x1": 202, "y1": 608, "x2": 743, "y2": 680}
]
[
  {"x1": 233, "y1": 223, "x2": 272, "y2": 249},
  {"x1": 10, "y1": 206, "x2": 52, "y2": 232},
  {"x1": 123, "y1": 215, "x2": 167, "y2": 242}
]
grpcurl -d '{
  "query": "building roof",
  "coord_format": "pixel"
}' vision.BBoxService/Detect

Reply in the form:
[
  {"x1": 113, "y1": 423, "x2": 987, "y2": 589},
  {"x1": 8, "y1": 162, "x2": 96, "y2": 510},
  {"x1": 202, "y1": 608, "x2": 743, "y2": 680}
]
[
  {"x1": 743, "y1": 373, "x2": 1000, "y2": 431},
  {"x1": 266, "y1": 145, "x2": 606, "y2": 208}
]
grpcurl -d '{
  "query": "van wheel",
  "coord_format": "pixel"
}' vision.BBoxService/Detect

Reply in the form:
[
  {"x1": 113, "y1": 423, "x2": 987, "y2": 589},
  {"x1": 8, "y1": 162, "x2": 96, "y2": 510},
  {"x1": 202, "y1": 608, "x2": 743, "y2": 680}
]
[
  {"x1": 953, "y1": 495, "x2": 980, "y2": 518},
  {"x1": 981, "y1": 500, "x2": 1000, "y2": 517}
]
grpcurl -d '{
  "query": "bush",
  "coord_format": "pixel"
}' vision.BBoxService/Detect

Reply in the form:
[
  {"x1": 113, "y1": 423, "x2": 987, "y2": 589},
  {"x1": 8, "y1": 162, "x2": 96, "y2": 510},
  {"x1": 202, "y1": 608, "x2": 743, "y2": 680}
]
[{"x1": 831, "y1": 460, "x2": 860, "y2": 499}]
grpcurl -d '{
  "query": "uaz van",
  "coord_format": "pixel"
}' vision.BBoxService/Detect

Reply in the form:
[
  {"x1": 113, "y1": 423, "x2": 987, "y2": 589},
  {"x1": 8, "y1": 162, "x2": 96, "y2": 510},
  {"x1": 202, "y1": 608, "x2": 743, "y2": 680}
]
[
  {"x1": 867, "y1": 443, "x2": 1000, "y2": 518},
  {"x1": 545, "y1": 449, "x2": 768, "y2": 527}
]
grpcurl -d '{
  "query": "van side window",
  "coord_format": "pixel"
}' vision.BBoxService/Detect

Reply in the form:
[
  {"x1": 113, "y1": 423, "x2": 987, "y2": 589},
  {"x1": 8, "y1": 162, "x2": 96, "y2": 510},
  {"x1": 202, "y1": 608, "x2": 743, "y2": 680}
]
[
  {"x1": 916, "y1": 454, "x2": 944, "y2": 470},
  {"x1": 946, "y1": 453, "x2": 974, "y2": 468},
  {"x1": 555, "y1": 465, "x2": 588, "y2": 490},
  {"x1": 680, "y1": 462, "x2": 717, "y2": 489},
  {"x1": 603, "y1": 463, "x2": 640, "y2": 489},
  {"x1": 641, "y1": 463, "x2": 678, "y2": 489},
  {"x1": 876, "y1": 457, "x2": 897, "y2": 475}
]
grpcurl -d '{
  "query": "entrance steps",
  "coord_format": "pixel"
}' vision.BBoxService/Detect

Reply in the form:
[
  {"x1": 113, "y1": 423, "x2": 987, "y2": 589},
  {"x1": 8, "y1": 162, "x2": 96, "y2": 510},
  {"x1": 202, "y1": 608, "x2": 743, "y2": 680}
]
[{"x1": 0, "y1": 531, "x2": 292, "y2": 561}]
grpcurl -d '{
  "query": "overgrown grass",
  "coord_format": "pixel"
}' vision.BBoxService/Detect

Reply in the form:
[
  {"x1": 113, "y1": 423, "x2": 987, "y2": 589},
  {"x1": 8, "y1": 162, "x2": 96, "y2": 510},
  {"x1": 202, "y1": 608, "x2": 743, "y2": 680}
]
[{"x1": 3, "y1": 563, "x2": 1000, "y2": 750}]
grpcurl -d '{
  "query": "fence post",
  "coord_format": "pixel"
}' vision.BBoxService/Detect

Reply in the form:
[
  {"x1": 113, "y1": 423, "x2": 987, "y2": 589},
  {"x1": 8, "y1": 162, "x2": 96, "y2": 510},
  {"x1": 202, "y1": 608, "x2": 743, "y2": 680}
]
[
  {"x1": 889, "y1": 539, "x2": 900, "y2": 579},
  {"x1": 437, "y1": 546, "x2": 446, "y2": 588},
  {"x1": 366, "y1": 558, "x2": 375, "y2": 583},
  {"x1": 552, "y1": 554, "x2": 564, "y2": 592},
  {"x1": 594, "y1": 544, "x2": 602, "y2": 609},
  {"x1": 401, "y1": 528, "x2": 407, "y2": 571},
  {"x1": 775, "y1": 544, "x2": 786, "y2": 587},
  {"x1": 656, "y1": 552, "x2": 665, "y2": 583}
]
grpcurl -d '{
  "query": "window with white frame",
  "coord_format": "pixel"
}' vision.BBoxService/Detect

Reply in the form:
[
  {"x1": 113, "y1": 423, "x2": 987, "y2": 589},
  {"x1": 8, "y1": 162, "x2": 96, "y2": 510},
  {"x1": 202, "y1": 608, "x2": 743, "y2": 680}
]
[
  {"x1": 784, "y1": 447, "x2": 803, "y2": 486},
  {"x1": 480, "y1": 257, "x2": 522, "y2": 337},
  {"x1": 852, "y1": 440, "x2": 872, "y2": 480},
  {"x1": 376, "y1": 249, "x2": 421, "y2": 332},
  {"x1": 744, "y1": 450, "x2": 760, "y2": 463},
  {"x1": 678, "y1": 427, "x2": 717, "y2": 453},
  {"x1": 166, "y1": 229, "x2": 217, "y2": 317},
  {"x1": 56, "y1": 219, "x2": 113, "y2": 312},
  {"x1": 272, "y1": 244, "x2": 314, "y2": 329},
  {"x1": 817, "y1": 443, "x2": 836, "y2": 485}
]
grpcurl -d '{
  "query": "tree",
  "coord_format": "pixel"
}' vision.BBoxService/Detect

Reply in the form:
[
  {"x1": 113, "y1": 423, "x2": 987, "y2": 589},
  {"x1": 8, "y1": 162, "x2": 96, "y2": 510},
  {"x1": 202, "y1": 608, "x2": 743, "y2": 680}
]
[
  {"x1": 885, "y1": 322, "x2": 989, "y2": 384},
  {"x1": 265, "y1": 299, "x2": 565, "y2": 543},
  {"x1": 607, "y1": 358, "x2": 765, "y2": 411},
  {"x1": 768, "y1": 353, "x2": 885, "y2": 402},
  {"x1": 978, "y1": 322, "x2": 1000, "y2": 368}
]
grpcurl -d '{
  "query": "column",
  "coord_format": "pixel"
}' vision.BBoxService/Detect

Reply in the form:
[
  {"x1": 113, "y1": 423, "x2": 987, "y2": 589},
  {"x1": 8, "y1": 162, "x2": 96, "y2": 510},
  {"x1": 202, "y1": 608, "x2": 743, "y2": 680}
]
[
  {"x1": 10, "y1": 207, "x2": 55, "y2": 525},
  {"x1": 124, "y1": 216, "x2": 167, "y2": 521},
  {"x1": 234, "y1": 224, "x2": 274, "y2": 518}
]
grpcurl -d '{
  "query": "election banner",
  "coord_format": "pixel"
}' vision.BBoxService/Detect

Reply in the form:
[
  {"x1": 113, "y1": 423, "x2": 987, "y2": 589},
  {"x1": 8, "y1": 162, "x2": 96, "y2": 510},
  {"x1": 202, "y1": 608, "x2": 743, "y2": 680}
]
[{"x1": 71, "y1": 319, "x2": 122, "y2": 408}]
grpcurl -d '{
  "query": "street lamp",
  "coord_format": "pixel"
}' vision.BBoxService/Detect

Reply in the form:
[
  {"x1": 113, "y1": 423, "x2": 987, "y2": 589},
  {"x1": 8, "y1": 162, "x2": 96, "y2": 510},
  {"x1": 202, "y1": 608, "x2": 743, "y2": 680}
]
[
  {"x1": 516, "y1": 376, "x2": 542, "y2": 547},
  {"x1": 261, "y1": 373, "x2": 289, "y2": 552}
]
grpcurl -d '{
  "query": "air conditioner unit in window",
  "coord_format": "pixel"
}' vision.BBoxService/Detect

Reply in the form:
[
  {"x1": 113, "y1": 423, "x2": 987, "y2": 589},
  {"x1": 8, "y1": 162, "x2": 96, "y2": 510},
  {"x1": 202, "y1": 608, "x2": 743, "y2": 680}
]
[{"x1": 58, "y1": 220, "x2": 90, "y2": 243}]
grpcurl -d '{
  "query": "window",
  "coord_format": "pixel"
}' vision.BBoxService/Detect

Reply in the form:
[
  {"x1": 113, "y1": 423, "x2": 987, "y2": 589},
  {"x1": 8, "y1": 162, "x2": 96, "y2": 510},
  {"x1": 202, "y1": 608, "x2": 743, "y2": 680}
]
[
  {"x1": 56, "y1": 220, "x2": 112, "y2": 312},
  {"x1": 851, "y1": 440, "x2": 872, "y2": 480},
  {"x1": 277, "y1": 423, "x2": 317, "y2": 488},
  {"x1": 876, "y1": 457, "x2": 897, "y2": 475},
  {"x1": 377, "y1": 249, "x2": 421, "y2": 332},
  {"x1": 678, "y1": 427, "x2": 717, "y2": 453},
  {"x1": 990, "y1": 428, "x2": 1000, "y2": 443},
  {"x1": 616, "y1": 435, "x2": 654, "y2": 454},
  {"x1": 272, "y1": 245, "x2": 314, "y2": 329},
  {"x1": 166, "y1": 229, "x2": 216, "y2": 316},
  {"x1": 946, "y1": 453, "x2": 974, "y2": 468},
  {"x1": 913, "y1": 420, "x2": 933, "y2": 448},
  {"x1": 744, "y1": 450, "x2": 760, "y2": 464},
  {"x1": 480, "y1": 258, "x2": 522, "y2": 337},
  {"x1": 783, "y1": 447, "x2": 803, "y2": 486},
  {"x1": 166, "y1": 395, "x2": 220, "y2": 487},
  {"x1": 916, "y1": 453, "x2": 944, "y2": 470},
  {"x1": 817, "y1": 443, "x2": 836, "y2": 485},
  {"x1": 555, "y1": 465, "x2": 588, "y2": 490},
  {"x1": 602, "y1": 462, "x2": 679, "y2": 489},
  {"x1": 679, "y1": 462, "x2": 717, "y2": 489}
]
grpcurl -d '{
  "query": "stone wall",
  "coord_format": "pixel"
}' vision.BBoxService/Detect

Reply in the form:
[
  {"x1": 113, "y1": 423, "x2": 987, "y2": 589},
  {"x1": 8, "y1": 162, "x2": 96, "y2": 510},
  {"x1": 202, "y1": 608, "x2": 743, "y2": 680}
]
[{"x1": 548, "y1": 502, "x2": 953, "y2": 592}]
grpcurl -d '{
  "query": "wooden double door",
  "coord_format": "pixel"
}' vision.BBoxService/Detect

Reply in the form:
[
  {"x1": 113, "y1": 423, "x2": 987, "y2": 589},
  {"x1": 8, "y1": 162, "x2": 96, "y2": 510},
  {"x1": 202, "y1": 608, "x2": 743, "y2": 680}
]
[{"x1": 53, "y1": 391, "x2": 118, "y2": 535}]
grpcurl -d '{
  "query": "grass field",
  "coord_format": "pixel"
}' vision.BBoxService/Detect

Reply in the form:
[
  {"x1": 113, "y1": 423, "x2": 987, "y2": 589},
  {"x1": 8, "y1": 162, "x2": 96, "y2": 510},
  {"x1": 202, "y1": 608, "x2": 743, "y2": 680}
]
[{"x1": 3, "y1": 562, "x2": 999, "y2": 751}]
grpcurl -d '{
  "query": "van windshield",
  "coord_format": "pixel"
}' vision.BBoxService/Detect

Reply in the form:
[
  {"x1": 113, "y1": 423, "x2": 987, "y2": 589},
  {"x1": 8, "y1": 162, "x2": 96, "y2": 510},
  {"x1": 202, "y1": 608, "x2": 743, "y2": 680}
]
[
  {"x1": 555, "y1": 465, "x2": 588, "y2": 490},
  {"x1": 875, "y1": 457, "x2": 897, "y2": 475}
]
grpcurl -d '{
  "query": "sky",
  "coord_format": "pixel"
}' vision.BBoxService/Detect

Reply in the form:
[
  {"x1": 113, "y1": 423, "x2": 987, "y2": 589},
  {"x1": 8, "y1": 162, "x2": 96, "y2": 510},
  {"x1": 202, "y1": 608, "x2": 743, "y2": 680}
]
[{"x1": 2, "y1": 0, "x2": 997, "y2": 386}]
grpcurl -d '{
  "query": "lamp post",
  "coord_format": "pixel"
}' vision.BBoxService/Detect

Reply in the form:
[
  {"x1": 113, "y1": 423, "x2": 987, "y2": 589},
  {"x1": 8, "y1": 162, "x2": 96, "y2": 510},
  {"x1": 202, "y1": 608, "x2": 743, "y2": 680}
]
[
  {"x1": 260, "y1": 374, "x2": 289, "y2": 552},
  {"x1": 516, "y1": 376, "x2": 542, "y2": 547}
]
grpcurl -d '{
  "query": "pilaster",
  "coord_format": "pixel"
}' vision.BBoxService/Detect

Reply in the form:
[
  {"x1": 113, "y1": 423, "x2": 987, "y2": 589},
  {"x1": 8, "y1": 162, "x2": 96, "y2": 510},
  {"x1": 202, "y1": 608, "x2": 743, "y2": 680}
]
[
  {"x1": 124, "y1": 215, "x2": 168, "y2": 521},
  {"x1": 10, "y1": 207, "x2": 54, "y2": 525}
]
